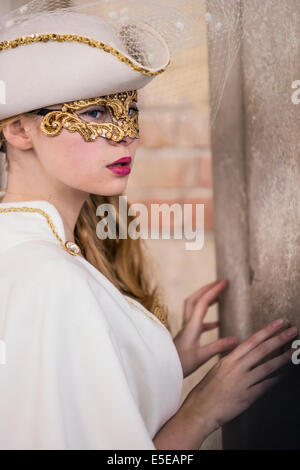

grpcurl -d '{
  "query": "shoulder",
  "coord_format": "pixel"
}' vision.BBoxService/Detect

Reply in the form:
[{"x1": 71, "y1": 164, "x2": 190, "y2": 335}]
[
  {"x1": 0, "y1": 239, "x2": 91, "y2": 283},
  {"x1": 0, "y1": 240, "x2": 114, "y2": 335},
  {"x1": 0, "y1": 239, "x2": 109, "y2": 314}
]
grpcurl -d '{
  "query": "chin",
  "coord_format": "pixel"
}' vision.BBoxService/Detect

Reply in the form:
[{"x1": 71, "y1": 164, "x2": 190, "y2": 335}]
[{"x1": 93, "y1": 181, "x2": 130, "y2": 197}]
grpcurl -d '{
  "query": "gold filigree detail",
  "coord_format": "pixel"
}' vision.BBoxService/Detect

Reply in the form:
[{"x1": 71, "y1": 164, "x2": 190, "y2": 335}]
[
  {"x1": 40, "y1": 90, "x2": 139, "y2": 143},
  {"x1": 152, "y1": 298, "x2": 170, "y2": 330},
  {"x1": 0, "y1": 206, "x2": 81, "y2": 256},
  {"x1": 126, "y1": 296, "x2": 170, "y2": 331},
  {"x1": 0, "y1": 33, "x2": 170, "y2": 77},
  {"x1": 152, "y1": 306, "x2": 169, "y2": 330}
]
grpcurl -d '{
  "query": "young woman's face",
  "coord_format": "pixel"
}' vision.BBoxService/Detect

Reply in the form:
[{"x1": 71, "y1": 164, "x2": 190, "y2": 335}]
[{"x1": 26, "y1": 101, "x2": 139, "y2": 196}]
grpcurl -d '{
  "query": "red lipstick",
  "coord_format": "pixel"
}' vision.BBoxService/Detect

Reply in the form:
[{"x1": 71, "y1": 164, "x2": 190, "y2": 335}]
[{"x1": 106, "y1": 156, "x2": 132, "y2": 176}]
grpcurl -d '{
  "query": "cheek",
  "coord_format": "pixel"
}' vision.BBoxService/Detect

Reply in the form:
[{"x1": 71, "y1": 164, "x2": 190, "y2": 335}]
[
  {"x1": 130, "y1": 139, "x2": 139, "y2": 153},
  {"x1": 33, "y1": 127, "x2": 139, "y2": 194},
  {"x1": 37, "y1": 130, "x2": 109, "y2": 181}
]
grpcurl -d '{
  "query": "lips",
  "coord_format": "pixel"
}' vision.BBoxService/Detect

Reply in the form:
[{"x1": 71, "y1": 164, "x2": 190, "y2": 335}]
[
  {"x1": 106, "y1": 156, "x2": 132, "y2": 176},
  {"x1": 107, "y1": 157, "x2": 131, "y2": 167}
]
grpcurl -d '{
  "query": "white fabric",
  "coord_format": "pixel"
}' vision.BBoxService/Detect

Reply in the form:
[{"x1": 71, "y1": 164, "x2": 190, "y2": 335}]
[
  {"x1": 0, "y1": 11, "x2": 170, "y2": 120},
  {"x1": 0, "y1": 199, "x2": 183, "y2": 450}
]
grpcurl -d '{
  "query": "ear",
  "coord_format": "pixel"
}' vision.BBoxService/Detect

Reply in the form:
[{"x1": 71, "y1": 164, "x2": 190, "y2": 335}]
[{"x1": 2, "y1": 117, "x2": 34, "y2": 151}]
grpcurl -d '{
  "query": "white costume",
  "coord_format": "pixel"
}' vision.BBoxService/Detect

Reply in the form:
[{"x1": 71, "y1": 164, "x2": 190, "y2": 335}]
[{"x1": 0, "y1": 199, "x2": 183, "y2": 450}]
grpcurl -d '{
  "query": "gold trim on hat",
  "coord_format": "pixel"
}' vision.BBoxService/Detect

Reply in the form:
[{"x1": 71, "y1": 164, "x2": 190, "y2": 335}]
[{"x1": 0, "y1": 33, "x2": 170, "y2": 77}]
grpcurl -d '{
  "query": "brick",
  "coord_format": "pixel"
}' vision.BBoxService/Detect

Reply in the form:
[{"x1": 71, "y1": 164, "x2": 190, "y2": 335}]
[
  {"x1": 138, "y1": 111, "x2": 176, "y2": 148},
  {"x1": 128, "y1": 148, "x2": 212, "y2": 189},
  {"x1": 176, "y1": 109, "x2": 211, "y2": 148},
  {"x1": 126, "y1": 192, "x2": 214, "y2": 233},
  {"x1": 180, "y1": 196, "x2": 213, "y2": 232},
  {"x1": 198, "y1": 153, "x2": 213, "y2": 188},
  {"x1": 129, "y1": 153, "x2": 192, "y2": 188},
  {"x1": 138, "y1": 108, "x2": 210, "y2": 148}
]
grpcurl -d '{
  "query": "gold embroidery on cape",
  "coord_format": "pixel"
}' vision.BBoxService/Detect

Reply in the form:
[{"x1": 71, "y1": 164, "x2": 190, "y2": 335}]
[
  {"x1": 40, "y1": 90, "x2": 139, "y2": 143},
  {"x1": 126, "y1": 297, "x2": 170, "y2": 331},
  {"x1": 0, "y1": 33, "x2": 170, "y2": 77},
  {"x1": 0, "y1": 206, "x2": 81, "y2": 256},
  {"x1": 0, "y1": 206, "x2": 169, "y2": 327},
  {"x1": 152, "y1": 298, "x2": 170, "y2": 330}
]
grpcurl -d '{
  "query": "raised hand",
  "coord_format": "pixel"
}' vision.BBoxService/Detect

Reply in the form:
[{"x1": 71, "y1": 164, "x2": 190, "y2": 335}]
[{"x1": 173, "y1": 279, "x2": 239, "y2": 378}]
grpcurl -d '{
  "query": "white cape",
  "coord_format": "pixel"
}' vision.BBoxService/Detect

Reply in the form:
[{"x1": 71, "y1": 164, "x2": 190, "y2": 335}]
[{"x1": 0, "y1": 200, "x2": 183, "y2": 450}]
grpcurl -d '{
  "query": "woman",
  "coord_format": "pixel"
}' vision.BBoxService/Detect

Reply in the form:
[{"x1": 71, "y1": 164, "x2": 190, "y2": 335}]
[{"x1": 0, "y1": 2, "x2": 297, "y2": 450}]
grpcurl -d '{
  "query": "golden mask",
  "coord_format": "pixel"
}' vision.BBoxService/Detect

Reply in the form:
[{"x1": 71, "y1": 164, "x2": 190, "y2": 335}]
[{"x1": 30, "y1": 90, "x2": 139, "y2": 143}]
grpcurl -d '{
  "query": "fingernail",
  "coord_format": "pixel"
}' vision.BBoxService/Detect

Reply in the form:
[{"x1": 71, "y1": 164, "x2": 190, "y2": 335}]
[
  {"x1": 272, "y1": 318, "x2": 285, "y2": 328},
  {"x1": 286, "y1": 327, "x2": 298, "y2": 337},
  {"x1": 230, "y1": 337, "x2": 239, "y2": 344}
]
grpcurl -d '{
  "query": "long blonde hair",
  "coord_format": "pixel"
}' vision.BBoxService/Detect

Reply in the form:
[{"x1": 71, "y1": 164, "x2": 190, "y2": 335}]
[{"x1": 0, "y1": 113, "x2": 159, "y2": 314}]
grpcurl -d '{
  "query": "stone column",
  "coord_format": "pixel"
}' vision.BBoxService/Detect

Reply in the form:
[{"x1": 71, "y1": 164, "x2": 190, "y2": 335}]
[{"x1": 207, "y1": 0, "x2": 300, "y2": 449}]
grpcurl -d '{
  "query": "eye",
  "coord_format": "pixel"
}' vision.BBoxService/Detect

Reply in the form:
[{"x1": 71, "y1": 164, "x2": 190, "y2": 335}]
[
  {"x1": 82, "y1": 109, "x2": 104, "y2": 119},
  {"x1": 79, "y1": 105, "x2": 107, "y2": 120},
  {"x1": 129, "y1": 106, "x2": 139, "y2": 117}
]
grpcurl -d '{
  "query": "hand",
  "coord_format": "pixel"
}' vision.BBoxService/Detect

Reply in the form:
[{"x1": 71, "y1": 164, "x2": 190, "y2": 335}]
[
  {"x1": 173, "y1": 279, "x2": 239, "y2": 378},
  {"x1": 184, "y1": 317, "x2": 298, "y2": 436}
]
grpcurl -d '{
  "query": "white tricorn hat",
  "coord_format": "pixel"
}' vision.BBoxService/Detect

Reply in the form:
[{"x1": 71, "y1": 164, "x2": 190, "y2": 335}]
[{"x1": 0, "y1": 1, "x2": 175, "y2": 120}]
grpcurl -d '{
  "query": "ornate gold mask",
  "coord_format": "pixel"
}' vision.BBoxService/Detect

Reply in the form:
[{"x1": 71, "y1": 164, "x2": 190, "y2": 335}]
[{"x1": 30, "y1": 90, "x2": 139, "y2": 143}]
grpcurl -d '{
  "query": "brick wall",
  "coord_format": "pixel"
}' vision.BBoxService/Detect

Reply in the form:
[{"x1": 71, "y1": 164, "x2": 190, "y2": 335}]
[{"x1": 126, "y1": 43, "x2": 214, "y2": 233}]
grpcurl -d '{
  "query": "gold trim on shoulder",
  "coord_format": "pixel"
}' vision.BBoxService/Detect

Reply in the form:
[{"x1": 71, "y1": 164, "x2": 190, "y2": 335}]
[
  {"x1": 0, "y1": 206, "x2": 81, "y2": 256},
  {"x1": 0, "y1": 206, "x2": 170, "y2": 327},
  {"x1": 126, "y1": 296, "x2": 170, "y2": 331},
  {"x1": 0, "y1": 33, "x2": 170, "y2": 77}
]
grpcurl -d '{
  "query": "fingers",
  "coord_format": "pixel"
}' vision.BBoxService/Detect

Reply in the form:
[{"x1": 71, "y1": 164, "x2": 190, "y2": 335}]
[
  {"x1": 246, "y1": 373, "x2": 283, "y2": 405},
  {"x1": 246, "y1": 348, "x2": 292, "y2": 386},
  {"x1": 184, "y1": 280, "x2": 220, "y2": 321},
  {"x1": 202, "y1": 321, "x2": 220, "y2": 332},
  {"x1": 186, "y1": 281, "x2": 229, "y2": 328},
  {"x1": 241, "y1": 327, "x2": 298, "y2": 371},
  {"x1": 184, "y1": 279, "x2": 228, "y2": 322},
  {"x1": 228, "y1": 318, "x2": 289, "y2": 361},
  {"x1": 197, "y1": 337, "x2": 239, "y2": 364},
  {"x1": 187, "y1": 280, "x2": 222, "y2": 305}
]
